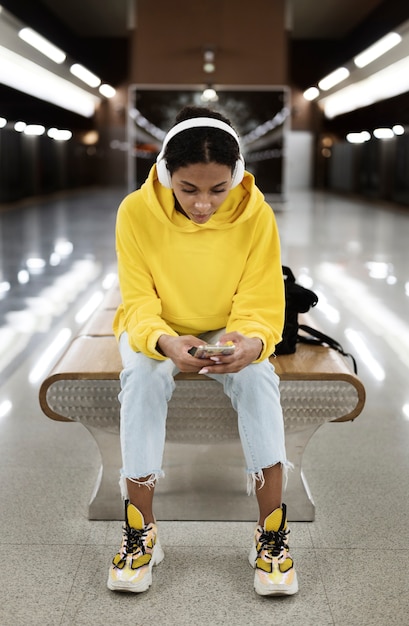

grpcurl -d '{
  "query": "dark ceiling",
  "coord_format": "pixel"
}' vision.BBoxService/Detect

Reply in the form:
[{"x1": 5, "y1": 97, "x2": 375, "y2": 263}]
[{"x1": 1, "y1": 0, "x2": 409, "y2": 133}]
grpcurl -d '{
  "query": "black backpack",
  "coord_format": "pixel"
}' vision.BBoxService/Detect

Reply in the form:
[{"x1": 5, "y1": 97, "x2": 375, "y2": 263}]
[
  {"x1": 275, "y1": 266, "x2": 318, "y2": 356},
  {"x1": 274, "y1": 266, "x2": 357, "y2": 373}
]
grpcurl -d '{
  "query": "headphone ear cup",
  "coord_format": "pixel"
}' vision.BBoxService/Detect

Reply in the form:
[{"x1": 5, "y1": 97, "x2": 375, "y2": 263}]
[
  {"x1": 231, "y1": 155, "x2": 245, "y2": 188},
  {"x1": 156, "y1": 154, "x2": 172, "y2": 188}
]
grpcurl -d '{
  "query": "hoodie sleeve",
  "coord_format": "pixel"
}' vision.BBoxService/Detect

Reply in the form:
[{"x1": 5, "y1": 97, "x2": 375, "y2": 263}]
[
  {"x1": 226, "y1": 204, "x2": 285, "y2": 361},
  {"x1": 113, "y1": 195, "x2": 178, "y2": 359}
]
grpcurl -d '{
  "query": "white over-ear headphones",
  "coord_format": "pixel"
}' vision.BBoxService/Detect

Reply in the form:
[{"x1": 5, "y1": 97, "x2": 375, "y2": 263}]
[{"x1": 156, "y1": 117, "x2": 245, "y2": 189}]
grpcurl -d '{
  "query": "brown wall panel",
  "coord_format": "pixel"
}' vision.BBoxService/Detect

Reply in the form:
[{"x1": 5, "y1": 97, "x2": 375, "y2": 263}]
[{"x1": 131, "y1": 0, "x2": 287, "y2": 85}]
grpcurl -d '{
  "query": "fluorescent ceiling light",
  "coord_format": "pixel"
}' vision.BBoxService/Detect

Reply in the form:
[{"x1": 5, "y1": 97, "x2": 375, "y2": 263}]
[
  {"x1": 0, "y1": 45, "x2": 99, "y2": 117},
  {"x1": 18, "y1": 27, "x2": 66, "y2": 64},
  {"x1": 99, "y1": 83, "x2": 116, "y2": 98},
  {"x1": 203, "y1": 62, "x2": 215, "y2": 73},
  {"x1": 24, "y1": 124, "x2": 45, "y2": 136},
  {"x1": 354, "y1": 32, "x2": 402, "y2": 68},
  {"x1": 14, "y1": 121, "x2": 26, "y2": 132},
  {"x1": 47, "y1": 128, "x2": 73, "y2": 141},
  {"x1": 393, "y1": 124, "x2": 404, "y2": 135},
  {"x1": 303, "y1": 87, "x2": 319, "y2": 101},
  {"x1": 373, "y1": 127, "x2": 394, "y2": 139},
  {"x1": 346, "y1": 131, "x2": 370, "y2": 144},
  {"x1": 320, "y1": 56, "x2": 409, "y2": 118},
  {"x1": 201, "y1": 87, "x2": 218, "y2": 102},
  {"x1": 70, "y1": 63, "x2": 101, "y2": 88},
  {"x1": 0, "y1": 117, "x2": 7, "y2": 128},
  {"x1": 318, "y1": 67, "x2": 350, "y2": 91}
]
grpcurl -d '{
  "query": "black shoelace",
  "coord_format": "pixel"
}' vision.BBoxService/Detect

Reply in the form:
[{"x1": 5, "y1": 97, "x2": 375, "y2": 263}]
[
  {"x1": 113, "y1": 523, "x2": 151, "y2": 570},
  {"x1": 122, "y1": 524, "x2": 149, "y2": 556},
  {"x1": 258, "y1": 528, "x2": 290, "y2": 559}
]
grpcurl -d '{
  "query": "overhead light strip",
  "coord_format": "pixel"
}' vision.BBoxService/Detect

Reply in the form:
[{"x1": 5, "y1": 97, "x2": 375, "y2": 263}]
[
  {"x1": 320, "y1": 55, "x2": 409, "y2": 118},
  {"x1": 318, "y1": 67, "x2": 350, "y2": 91},
  {"x1": 18, "y1": 27, "x2": 66, "y2": 64},
  {"x1": 303, "y1": 26, "x2": 408, "y2": 111},
  {"x1": 354, "y1": 32, "x2": 402, "y2": 68},
  {"x1": 70, "y1": 63, "x2": 101, "y2": 88},
  {"x1": 0, "y1": 8, "x2": 115, "y2": 109},
  {"x1": 0, "y1": 45, "x2": 100, "y2": 118}
]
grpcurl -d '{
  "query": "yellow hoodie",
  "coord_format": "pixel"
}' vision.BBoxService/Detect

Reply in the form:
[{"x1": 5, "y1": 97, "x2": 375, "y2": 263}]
[{"x1": 113, "y1": 165, "x2": 285, "y2": 361}]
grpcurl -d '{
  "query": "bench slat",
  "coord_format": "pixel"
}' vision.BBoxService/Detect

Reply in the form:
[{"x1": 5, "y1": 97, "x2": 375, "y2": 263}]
[{"x1": 39, "y1": 335, "x2": 365, "y2": 423}]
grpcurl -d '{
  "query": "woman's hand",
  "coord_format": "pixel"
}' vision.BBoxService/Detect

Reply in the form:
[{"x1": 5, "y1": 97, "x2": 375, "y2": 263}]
[
  {"x1": 157, "y1": 332, "x2": 263, "y2": 373},
  {"x1": 157, "y1": 334, "x2": 207, "y2": 372},
  {"x1": 194, "y1": 331, "x2": 262, "y2": 374}
]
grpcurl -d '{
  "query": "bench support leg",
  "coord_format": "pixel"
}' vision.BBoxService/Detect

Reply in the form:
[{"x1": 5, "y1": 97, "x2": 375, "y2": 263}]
[
  {"x1": 284, "y1": 424, "x2": 320, "y2": 521},
  {"x1": 86, "y1": 426, "x2": 123, "y2": 520}
]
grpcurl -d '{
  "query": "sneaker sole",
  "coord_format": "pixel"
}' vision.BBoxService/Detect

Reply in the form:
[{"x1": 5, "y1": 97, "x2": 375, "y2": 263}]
[
  {"x1": 107, "y1": 541, "x2": 165, "y2": 593},
  {"x1": 254, "y1": 572, "x2": 299, "y2": 596}
]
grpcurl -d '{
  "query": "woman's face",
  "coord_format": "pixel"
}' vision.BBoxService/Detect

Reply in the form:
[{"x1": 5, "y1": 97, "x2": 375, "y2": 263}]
[{"x1": 171, "y1": 162, "x2": 232, "y2": 224}]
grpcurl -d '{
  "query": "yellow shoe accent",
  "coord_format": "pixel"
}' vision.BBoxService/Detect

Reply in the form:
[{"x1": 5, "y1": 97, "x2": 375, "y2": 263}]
[
  {"x1": 127, "y1": 502, "x2": 144, "y2": 530},
  {"x1": 264, "y1": 507, "x2": 285, "y2": 533}
]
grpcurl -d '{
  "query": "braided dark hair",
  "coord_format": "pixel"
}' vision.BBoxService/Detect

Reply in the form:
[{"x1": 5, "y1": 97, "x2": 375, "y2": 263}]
[{"x1": 164, "y1": 106, "x2": 240, "y2": 176}]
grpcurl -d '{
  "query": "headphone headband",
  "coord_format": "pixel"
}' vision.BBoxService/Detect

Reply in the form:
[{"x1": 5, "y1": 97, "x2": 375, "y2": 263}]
[
  {"x1": 156, "y1": 116, "x2": 245, "y2": 189},
  {"x1": 160, "y1": 117, "x2": 241, "y2": 153}
]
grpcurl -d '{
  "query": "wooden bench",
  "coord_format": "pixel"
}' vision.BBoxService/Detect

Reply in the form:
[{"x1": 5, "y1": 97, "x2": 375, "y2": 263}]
[{"x1": 39, "y1": 286, "x2": 365, "y2": 522}]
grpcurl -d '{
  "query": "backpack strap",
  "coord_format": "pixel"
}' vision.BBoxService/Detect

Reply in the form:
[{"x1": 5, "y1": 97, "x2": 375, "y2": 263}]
[{"x1": 298, "y1": 324, "x2": 358, "y2": 374}]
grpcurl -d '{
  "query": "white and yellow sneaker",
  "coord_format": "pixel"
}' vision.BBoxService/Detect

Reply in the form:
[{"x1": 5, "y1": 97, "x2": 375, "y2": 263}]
[
  {"x1": 107, "y1": 501, "x2": 164, "y2": 593},
  {"x1": 249, "y1": 503, "x2": 298, "y2": 596}
]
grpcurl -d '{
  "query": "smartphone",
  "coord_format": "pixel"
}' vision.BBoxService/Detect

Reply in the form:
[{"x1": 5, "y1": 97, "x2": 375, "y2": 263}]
[{"x1": 189, "y1": 344, "x2": 235, "y2": 359}]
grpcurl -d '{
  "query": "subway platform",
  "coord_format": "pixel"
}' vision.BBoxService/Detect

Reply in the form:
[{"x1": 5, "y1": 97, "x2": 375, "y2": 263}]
[{"x1": 0, "y1": 186, "x2": 408, "y2": 625}]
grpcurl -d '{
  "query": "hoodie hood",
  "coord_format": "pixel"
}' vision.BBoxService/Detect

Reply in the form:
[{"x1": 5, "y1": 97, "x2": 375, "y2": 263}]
[{"x1": 138, "y1": 164, "x2": 266, "y2": 231}]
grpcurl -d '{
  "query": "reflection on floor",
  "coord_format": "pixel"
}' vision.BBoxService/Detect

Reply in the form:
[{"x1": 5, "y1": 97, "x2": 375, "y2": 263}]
[{"x1": 0, "y1": 188, "x2": 408, "y2": 625}]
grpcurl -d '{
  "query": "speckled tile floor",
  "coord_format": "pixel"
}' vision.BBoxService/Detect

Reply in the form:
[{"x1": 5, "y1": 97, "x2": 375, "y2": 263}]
[{"x1": 0, "y1": 188, "x2": 408, "y2": 625}]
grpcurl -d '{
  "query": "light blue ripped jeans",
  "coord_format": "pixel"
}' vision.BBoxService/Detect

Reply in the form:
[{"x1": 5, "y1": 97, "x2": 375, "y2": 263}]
[{"x1": 118, "y1": 330, "x2": 291, "y2": 497}]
